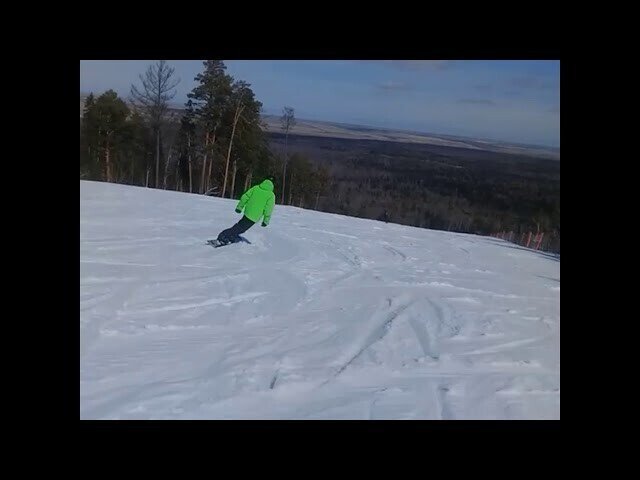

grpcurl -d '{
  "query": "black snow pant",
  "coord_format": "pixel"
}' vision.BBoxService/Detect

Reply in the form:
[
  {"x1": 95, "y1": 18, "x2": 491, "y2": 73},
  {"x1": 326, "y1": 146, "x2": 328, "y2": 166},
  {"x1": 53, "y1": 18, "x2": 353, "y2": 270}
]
[{"x1": 217, "y1": 216, "x2": 256, "y2": 244}]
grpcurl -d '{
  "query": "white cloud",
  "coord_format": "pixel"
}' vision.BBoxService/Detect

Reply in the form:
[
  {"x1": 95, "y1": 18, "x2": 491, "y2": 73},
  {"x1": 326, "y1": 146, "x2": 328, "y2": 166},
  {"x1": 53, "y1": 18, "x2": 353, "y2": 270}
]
[
  {"x1": 458, "y1": 98, "x2": 497, "y2": 106},
  {"x1": 377, "y1": 80, "x2": 411, "y2": 91},
  {"x1": 361, "y1": 60, "x2": 454, "y2": 71},
  {"x1": 509, "y1": 75, "x2": 554, "y2": 90}
]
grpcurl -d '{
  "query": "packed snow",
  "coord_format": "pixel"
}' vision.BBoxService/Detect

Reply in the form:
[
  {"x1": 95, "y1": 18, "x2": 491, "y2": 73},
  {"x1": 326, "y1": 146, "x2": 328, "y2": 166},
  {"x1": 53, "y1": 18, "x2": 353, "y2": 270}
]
[{"x1": 80, "y1": 180, "x2": 560, "y2": 419}]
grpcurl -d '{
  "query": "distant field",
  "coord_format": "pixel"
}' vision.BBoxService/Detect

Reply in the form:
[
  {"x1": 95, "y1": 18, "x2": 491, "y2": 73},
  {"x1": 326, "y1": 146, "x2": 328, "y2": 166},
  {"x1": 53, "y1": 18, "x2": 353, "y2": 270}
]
[
  {"x1": 261, "y1": 115, "x2": 560, "y2": 161},
  {"x1": 79, "y1": 94, "x2": 559, "y2": 161}
]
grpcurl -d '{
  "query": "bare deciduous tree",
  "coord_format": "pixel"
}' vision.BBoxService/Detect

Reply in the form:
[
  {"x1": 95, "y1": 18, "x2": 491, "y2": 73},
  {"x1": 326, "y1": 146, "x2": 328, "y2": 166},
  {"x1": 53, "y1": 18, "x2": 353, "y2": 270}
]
[
  {"x1": 280, "y1": 106, "x2": 296, "y2": 204},
  {"x1": 130, "y1": 60, "x2": 180, "y2": 189}
]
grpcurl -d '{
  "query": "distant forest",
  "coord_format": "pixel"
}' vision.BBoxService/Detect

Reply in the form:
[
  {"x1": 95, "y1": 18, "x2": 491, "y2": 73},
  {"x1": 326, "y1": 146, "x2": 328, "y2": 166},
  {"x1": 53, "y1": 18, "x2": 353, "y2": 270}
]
[
  {"x1": 269, "y1": 134, "x2": 559, "y2": 244},
  {"x1": 79, "y1": 60, "x2": 559, "y2": 253}
]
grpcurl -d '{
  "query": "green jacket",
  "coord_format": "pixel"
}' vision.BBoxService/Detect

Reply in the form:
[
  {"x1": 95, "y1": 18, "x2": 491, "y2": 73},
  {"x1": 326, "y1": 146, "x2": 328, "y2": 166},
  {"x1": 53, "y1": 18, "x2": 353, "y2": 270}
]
[{"x1": 236, "y1": 179, "x2": 276, "y2": 225}]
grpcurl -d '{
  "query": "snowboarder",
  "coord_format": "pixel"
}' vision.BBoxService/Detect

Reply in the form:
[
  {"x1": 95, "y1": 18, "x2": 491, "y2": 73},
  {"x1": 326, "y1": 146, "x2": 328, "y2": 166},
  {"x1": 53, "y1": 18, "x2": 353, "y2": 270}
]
[{"x1": 214, "y1": 177, "x2": 276, "y2": 246}]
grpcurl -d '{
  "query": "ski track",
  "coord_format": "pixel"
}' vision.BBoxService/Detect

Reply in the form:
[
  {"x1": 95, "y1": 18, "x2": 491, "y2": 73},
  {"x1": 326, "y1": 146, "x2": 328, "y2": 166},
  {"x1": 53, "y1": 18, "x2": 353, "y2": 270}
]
[{"x1": 80, "y1": 181, "x2": 560, "y2": 419}]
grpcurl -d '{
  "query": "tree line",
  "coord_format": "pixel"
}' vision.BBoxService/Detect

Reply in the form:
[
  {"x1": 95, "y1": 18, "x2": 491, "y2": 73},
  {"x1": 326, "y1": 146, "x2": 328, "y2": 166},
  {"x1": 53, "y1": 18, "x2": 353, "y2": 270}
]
[{"x1": 80, "y1": 60, "x2": 330, "y2": 206}]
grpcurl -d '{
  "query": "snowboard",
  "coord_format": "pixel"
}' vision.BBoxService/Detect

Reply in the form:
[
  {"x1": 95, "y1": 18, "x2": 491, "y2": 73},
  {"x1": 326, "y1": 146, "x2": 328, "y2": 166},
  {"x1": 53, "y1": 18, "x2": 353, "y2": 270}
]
[{"x1": 207, "y1": 236, "x2": 251, "y2": 248}]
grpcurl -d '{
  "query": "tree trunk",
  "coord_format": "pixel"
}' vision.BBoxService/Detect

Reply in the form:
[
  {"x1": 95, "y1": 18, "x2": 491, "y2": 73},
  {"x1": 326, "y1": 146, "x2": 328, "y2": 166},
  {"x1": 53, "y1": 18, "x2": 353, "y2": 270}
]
[
  {"x1": 163, "y1": 152, "x2": 170, "y2": 190},
  {"x1": 289, "y1": 169, "x2": 294, "y2": 205},
  {"x1": 315, "y1": 191, "x2": 320, "y2": 210},
  {"x1": 206, "y1": 133, "x2": 216, "y2": 192},
  {"x1": 175, "y1": 153, "x2": 181, "y2": 191},
  {"x1": 299, "y1": 196, "x2": 303, "y2": 208},
  {"x1": 230, "y1": 159, "x2": 237, "y2": 199},
  {"x1": 188, "y1": 133, "x2": 193, "y2": 193},
  {"x1": 222, "y1": 106, "x2": 243, "y2": 198},
  {"x1": 281, "y1": 131, "x2": 288, "y2": 204},
  {"x1": 244, "y1": 169, "x2": 252, "y2": 193},
  {"x1": 200, "y1": 131, "x2": 209, "y2": 194},
  {"x1": 155, "y1": 128, "x2": 160, "y2": 189},
  {"x1": 105, "y1": 138, "x2": 111, "y2": 182},
  {"x1": 145, "y1": 167, "x2": 150, "y2": 187}
]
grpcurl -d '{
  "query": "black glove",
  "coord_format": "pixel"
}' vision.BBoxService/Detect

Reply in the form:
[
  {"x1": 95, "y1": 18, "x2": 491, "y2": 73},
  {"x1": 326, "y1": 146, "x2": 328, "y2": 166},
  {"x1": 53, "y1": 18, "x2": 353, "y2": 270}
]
[
  {"x1": 261, "y1": 222, "x2": 267, "y2": 227},
  {"x1": 235, "y1": 208, "x2": 242, "y2": 214}
]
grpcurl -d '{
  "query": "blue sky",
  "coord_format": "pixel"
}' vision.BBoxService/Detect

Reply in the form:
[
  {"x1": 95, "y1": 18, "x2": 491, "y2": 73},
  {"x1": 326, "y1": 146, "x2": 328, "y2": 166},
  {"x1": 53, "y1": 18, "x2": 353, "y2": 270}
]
[{"x1": 80, "y1": 60, "x2": 560, "y2": 147}]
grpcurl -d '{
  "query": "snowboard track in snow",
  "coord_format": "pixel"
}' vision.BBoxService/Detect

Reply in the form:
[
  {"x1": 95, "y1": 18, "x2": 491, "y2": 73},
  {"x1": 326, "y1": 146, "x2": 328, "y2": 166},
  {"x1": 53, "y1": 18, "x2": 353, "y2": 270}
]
[{"x1": 330, "y1": 298, "x2": 414, "y2": 381}]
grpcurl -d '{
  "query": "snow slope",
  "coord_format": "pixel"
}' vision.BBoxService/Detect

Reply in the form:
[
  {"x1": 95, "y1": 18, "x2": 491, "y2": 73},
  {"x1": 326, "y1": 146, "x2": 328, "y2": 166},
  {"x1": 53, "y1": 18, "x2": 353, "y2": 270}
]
[{"x1": 80, "y1": 180, "x2": 560, "y2": 419}]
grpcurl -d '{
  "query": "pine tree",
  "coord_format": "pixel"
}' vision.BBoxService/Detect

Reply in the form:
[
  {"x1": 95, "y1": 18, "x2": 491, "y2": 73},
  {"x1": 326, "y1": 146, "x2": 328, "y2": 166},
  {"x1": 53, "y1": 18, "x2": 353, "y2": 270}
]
[
  {"x1": 84, "y1": 90, "x2": 130, "y2": 182},
  {"x1": 176, "y1": 99, "x2": 197, "y2": 192},
  {"x1": 221, "y1": 80, "x2": 262, "y2": 198},
  {"x1": 187, "y1": 60, "x2": 233, "y2": 194}
]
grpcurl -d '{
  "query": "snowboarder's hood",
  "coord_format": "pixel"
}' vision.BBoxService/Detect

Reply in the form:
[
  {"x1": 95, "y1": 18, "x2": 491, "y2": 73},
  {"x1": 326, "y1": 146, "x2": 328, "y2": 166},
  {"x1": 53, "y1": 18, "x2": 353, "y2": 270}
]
[{"x1": 259, "y1": 179, "x2": 274, "y2": 192}]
